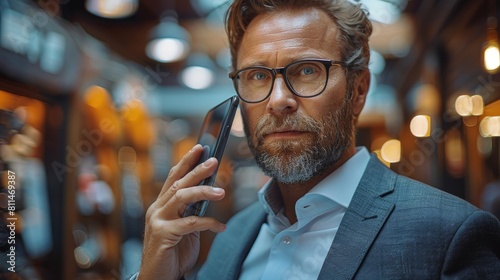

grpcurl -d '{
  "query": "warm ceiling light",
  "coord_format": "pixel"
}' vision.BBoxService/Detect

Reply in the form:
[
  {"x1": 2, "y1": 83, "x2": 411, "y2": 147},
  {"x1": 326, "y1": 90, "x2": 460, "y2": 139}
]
[
  {"x1": 455, "y1": 94, "x2": 484, "y2": 116},
  {"x1": 484, "y1": 41, "x2": 500, "y2": 73},
  {"x1": 180, "y1": 67, "x2": 215, "y2": 89},
  {"x1": 480, "y1": 116, "x2": 500, "y2": 137},
  {"x1": 146, "y1": 17, "x2": 190, "y2": 63},
  {"x1": 179, "y1": 53, "x2": 216, "y2": 89},
  {"x1": 455, "y1": 95, "x2": 472, "y2": 116},
  {"x1": 470, "y1": 95, "x2": 484, "y2": 116},
  {"x1": 410, "y1": 115, "x2": 431, "y2": 137},
  {"x1": 86, "y1": 0, "x2": 138, "y2": 18},
  {"x1": 483, "y1": 16, "x2": 500, "y2": 73},
  {"x1": 381, "y1": 139, "x2": 401, "y2": 163},
  {"x1": 146, "y1": 38, "x2": 189, "y2": 63}
]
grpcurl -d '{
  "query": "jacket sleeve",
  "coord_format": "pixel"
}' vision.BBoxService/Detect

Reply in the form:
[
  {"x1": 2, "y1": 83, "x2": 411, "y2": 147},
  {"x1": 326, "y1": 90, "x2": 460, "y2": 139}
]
[{"x1": 441, "y1": 210, "x2": 500, "y2": 279}]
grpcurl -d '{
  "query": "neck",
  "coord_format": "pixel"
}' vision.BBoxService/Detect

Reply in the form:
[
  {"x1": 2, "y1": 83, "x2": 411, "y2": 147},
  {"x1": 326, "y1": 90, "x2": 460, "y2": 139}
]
[{"x1": 277, "y1": 146, "x2": 356, "y2": 224}]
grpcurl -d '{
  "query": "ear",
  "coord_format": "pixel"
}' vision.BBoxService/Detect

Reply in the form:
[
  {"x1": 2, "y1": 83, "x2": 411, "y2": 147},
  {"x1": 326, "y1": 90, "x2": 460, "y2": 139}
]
[{"x1": 351, "y1": 69, "x2": 370, "y2": 116}]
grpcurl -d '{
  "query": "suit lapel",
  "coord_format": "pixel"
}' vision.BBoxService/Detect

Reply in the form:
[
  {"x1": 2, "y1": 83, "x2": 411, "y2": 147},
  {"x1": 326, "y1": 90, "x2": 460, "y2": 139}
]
[{"x1": 319, "y1": 155, "x2": 396, "y2": 280}]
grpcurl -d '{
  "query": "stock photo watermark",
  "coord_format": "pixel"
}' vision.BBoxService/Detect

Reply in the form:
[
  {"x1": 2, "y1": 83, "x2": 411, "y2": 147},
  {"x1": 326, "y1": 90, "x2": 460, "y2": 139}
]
[
  {"x1": 51, "y1": 118, "x2": 116, "y2": 182},
  {"x1": 5, "y1": 170, "x2": 17, "y2": 273}
]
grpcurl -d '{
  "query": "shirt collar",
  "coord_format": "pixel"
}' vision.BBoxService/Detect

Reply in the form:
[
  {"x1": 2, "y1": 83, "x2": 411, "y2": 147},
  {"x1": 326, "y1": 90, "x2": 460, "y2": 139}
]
[
  {"x1": 258, "y1": 147, "x2": 371, "y2": 215},
  {"x1": 258, "y1": 178, "x2": 282, "y2": 215}
]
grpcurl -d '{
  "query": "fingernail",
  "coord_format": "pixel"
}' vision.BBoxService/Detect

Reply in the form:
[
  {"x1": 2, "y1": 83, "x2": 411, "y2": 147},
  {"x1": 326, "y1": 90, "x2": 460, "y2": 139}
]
[
  {"x1": 211, "y1": 187, "x2": 224, "y2": 194},
  {"x1": 203, "y1": 157, "x2": 216, "y2": 167},
  {"x1": 190, "y1": 144, "x2": 200, "y2": 152}
]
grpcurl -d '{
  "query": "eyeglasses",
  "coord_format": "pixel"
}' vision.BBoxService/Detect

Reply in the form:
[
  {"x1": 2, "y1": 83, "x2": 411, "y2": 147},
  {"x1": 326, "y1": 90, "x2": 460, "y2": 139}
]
[{"x1": 228, "y1": 59, "x2": 348, "y2": 103}]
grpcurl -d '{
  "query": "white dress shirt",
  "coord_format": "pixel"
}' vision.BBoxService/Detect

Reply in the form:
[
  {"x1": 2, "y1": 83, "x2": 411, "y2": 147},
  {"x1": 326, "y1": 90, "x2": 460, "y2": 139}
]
[{"x1": 239, "y1": 147, "x2": 370, "y2": 280}]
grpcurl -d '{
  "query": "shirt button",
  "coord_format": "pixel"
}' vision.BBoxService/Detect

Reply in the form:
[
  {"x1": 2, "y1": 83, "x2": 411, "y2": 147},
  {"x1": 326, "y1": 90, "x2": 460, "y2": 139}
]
[{"x1": 282, "y1": 236, "x2": 292, "y2": 245}]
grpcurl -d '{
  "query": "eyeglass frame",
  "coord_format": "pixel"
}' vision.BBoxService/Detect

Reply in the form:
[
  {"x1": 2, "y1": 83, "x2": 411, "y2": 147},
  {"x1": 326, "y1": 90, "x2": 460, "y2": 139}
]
[{"x1": 228, "y1": 58, "x2": 350, "y2": 103}]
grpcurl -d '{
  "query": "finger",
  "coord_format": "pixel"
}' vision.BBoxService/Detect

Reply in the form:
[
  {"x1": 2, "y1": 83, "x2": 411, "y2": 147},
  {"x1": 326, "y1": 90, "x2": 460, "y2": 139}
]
[
  {"x1": 168, "y1": 186, "x2": 225, "y2": 217},
  {"x1": 176, "y1": 157, "x2": 219, "y2": 193},
  {"x1": 159, "y1": 144, "x2": 203, "y2": 197},
  {"x1": 171, "y1": 216, "x2": 226, "y2": 237},
  {"x1": 157, "y1": 157, "x2": 219, "y2": 207},
  {"x1": 144, "y1": 214, "x2": 226, "y2": 250}
]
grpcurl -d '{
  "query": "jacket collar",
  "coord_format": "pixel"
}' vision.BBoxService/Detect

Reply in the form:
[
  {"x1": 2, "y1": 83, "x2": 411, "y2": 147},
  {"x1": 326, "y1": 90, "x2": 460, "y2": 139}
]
[{"x1": 318, "y1": 154, "x2": 396, "y2": 280}]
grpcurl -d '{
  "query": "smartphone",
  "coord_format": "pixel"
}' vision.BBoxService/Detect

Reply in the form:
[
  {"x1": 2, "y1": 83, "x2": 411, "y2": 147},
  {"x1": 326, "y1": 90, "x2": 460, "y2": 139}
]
[{"x1": 183, "y1": 95, "x2": 239, "y2": 217}]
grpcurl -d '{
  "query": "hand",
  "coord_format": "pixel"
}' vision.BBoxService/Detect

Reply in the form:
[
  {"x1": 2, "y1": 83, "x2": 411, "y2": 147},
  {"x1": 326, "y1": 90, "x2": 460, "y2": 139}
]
[{"x1": 138, "y1": 144, "x2": 227, "y2": 280}]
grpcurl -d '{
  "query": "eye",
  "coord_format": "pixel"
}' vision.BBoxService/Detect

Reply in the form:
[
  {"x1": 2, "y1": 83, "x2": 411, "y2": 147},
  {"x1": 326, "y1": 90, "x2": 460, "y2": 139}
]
[
  {"x1": 288, "y1": 62, "x2": 323, "y2": 78},
  {"x1": 301, "y1": 66, "x2": 316, "y2": 75},
  {"x1": 297, "y1": 63, "x2": 322, "y2": 76},
  {"x1": 251, "y1": 71, "x2": 269, "y2": 80}
]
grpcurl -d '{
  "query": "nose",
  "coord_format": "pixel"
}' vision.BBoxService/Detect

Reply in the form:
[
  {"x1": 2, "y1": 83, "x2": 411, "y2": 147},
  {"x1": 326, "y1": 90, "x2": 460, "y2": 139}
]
[{"x1": 265, "y1": 75, "x2": 298, "y2": 115}]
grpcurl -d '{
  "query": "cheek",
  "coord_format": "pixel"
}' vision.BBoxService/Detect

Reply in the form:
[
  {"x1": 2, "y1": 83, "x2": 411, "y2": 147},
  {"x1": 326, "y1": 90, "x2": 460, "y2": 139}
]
[
  {"x1": 240, "y1": 105, "x2": 260, "y2": 135},
  {"x1": 329, "y1": 69, "x2": 348, "y2": 97},
  {"x1": 325, "y1": 79, "x2": 349, "y2": 109},
  {"x1": 305, "y1": 90, "x2": 345, "y2": 118}
]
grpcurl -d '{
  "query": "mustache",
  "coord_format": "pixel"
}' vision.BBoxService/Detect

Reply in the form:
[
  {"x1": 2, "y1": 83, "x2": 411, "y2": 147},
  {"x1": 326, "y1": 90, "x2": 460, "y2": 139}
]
[{"x1": 254, "y1": 114, "x2": 321, "y2": 142}]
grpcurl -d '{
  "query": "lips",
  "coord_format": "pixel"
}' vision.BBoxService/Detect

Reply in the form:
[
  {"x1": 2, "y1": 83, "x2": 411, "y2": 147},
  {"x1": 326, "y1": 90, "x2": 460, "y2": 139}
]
[
  {"x1": 259, "y1": 128, "x2": 314, "y2": 143},
  {"x1": 254, "y1": 115, "x2": 320, "y2": 143},
  {"x1": 264, "y1": 129, "x2": 306, "y2": 138}
]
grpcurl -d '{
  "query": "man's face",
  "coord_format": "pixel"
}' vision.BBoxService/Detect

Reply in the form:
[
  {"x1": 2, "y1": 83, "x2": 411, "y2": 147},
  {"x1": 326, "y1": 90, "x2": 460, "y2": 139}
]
[{"x1": 237, "y1": 8, "x2": 366, "y2": 184}]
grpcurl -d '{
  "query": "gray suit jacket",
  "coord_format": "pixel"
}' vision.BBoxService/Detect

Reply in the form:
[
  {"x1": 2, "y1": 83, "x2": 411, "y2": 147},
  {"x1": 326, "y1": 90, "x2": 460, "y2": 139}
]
[{"x1": 197, "y1": 155, "x2": 500, "y2": 279}]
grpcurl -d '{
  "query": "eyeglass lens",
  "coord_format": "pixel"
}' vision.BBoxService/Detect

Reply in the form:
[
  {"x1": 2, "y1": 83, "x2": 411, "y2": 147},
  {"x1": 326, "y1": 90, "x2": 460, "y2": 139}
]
[{"x1": 234, "y1": 60, "x2": 332, "y2": 102}]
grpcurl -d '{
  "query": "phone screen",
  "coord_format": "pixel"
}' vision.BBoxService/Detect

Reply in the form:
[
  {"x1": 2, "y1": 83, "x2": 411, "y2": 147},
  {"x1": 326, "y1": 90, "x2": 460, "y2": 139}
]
[{"x1": 183, "y1": 95, "x2": 239, "y2": 217}]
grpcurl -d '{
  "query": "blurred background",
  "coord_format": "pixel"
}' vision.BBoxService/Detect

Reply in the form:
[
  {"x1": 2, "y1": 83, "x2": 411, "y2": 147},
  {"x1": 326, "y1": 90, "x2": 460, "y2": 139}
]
[{"x1": 0, "y1": 0, "x2": 499, "y2": 279}]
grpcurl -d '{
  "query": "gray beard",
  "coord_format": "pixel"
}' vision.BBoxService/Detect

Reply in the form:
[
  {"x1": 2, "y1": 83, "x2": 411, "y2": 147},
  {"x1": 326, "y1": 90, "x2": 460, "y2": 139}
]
[
  {"x1": 243, "y1": 97, "x2": 355, "y2": 184},
  {"x1": 256, "y1": 142, "x2": 339, "y2": 184}
]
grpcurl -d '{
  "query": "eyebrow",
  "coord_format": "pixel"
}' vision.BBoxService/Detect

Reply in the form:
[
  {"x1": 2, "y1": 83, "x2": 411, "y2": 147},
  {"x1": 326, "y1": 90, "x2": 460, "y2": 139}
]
[{"x1": 239, "y1": 56, "x2": 340, "y2": 69}]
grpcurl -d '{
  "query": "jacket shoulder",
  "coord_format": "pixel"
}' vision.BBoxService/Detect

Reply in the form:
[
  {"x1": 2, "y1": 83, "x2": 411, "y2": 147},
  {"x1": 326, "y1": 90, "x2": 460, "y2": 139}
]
[{"x1": 366, "y1": 155, "x2": 478, "y2": 214}]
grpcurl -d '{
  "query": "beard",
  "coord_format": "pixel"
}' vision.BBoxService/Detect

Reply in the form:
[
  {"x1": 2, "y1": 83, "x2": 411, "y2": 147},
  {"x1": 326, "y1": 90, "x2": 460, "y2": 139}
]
[{"x1": 242, "y1": 96, "x2": 356, "y2": 184}]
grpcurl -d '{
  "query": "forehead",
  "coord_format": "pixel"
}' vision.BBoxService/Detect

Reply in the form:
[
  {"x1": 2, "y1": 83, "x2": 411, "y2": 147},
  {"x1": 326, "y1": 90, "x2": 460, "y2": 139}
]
[{"x1": 237, "y1": 8, "x2": 342, "y2": 67}]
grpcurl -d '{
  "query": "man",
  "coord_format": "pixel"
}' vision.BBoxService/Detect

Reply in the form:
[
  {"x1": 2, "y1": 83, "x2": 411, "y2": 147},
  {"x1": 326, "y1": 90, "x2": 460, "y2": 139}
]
[{"x1": 135, "y1": 0, "x2": 500, "y2": 279}]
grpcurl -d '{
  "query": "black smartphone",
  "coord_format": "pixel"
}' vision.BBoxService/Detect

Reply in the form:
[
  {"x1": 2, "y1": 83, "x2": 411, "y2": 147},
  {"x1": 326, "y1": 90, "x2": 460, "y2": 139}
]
[{"x1": 183, "y1": 95, "x2": 239, "y2": 217}]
